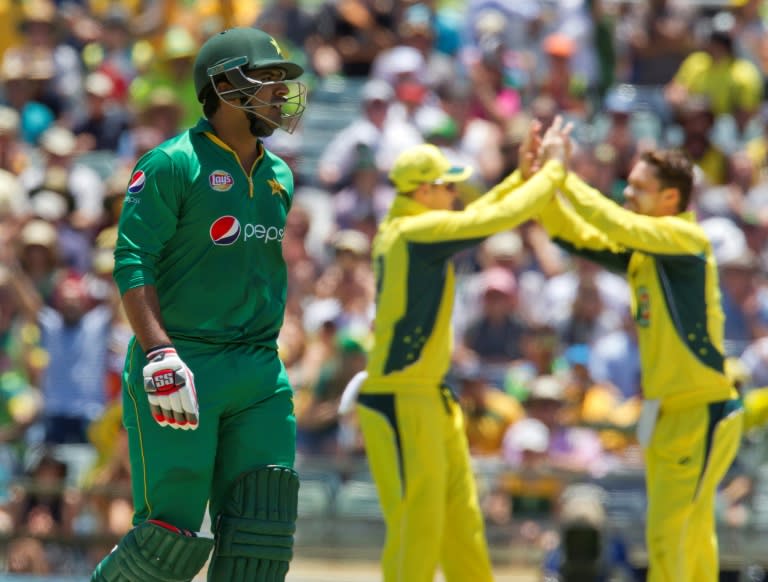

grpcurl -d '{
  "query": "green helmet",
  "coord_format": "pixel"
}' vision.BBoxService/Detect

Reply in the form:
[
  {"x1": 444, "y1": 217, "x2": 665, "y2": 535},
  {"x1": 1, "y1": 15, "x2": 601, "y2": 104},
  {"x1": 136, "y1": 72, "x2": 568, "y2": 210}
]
[{"x1": 193, "y1": 27, "x2": 304, "y2": 101}]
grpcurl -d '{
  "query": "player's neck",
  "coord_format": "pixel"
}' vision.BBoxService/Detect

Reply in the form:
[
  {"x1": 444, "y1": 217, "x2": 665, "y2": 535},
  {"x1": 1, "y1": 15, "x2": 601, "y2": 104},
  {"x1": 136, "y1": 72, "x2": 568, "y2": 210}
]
[{"x1": 210, "y1": 118, "x2": 260, "y2": 168}]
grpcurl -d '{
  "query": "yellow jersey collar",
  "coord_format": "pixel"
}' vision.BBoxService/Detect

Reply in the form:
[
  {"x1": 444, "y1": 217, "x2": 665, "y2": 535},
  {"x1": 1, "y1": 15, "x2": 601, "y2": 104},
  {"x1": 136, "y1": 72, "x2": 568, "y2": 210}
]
[{"x1": 387, "y1": 195, "x2": 432, "y2": 219}]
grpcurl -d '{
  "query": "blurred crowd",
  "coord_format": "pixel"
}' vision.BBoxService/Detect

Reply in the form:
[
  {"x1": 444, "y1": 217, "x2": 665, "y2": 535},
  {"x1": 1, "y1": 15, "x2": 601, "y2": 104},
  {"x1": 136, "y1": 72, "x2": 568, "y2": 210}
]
[{"x1": 1, "y1": 0, "x2": 768, "y2": 575}]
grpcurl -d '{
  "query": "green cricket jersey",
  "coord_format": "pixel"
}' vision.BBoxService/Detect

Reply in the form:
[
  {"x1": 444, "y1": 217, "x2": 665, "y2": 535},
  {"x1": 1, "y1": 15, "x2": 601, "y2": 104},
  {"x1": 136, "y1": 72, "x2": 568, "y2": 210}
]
[
  {"x1": 113, "y1": 118, "x2": 294, "y2": 348},
  {"x1": 539, "y1": 173, "x2": 736, "y2": 410}
]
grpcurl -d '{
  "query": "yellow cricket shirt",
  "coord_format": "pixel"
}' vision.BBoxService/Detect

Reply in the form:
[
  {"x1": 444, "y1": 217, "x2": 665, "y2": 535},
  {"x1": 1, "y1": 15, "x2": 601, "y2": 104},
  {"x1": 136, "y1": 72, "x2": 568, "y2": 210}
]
[
  {"x1": 674, "y1": 51, "x2": 763, "y2": 115},
  {"x1": 363, "y1": 160, "x2": 565, "y2": 393},
  {"x1": 539, "y1": 173, "x2": 736, "y2": 411}
]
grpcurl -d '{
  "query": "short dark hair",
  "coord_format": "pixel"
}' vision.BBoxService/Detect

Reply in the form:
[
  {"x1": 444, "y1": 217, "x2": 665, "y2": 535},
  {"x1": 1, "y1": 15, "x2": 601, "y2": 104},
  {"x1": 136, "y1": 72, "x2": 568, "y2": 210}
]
[{"x1": 641, "y1": 149, "x2": 694, "y2": 212}]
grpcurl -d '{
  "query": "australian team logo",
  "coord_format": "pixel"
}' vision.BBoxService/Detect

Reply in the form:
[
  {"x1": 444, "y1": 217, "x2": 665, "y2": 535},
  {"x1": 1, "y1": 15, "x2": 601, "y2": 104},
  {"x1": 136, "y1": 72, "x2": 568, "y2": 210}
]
[
  {"x1": 210, "y1": 216, "x2": 241, "y2": 246},
  {"x1": 127, "y1": 170, "x2": 146, "y2": 194},
  {"x1": 209, "y1": 170, "x2": 234, "y2": 192}
]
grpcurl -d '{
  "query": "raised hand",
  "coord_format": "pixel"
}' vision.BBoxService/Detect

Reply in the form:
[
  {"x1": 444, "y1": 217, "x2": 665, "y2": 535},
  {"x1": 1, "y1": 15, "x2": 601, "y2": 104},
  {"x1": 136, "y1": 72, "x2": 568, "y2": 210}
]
[
  {"x1": 518, "y1": 119, "x2": 542, "y2": 180},
  {"x1": 538, "y1": 115, "x2": 574, "y2": 168}
]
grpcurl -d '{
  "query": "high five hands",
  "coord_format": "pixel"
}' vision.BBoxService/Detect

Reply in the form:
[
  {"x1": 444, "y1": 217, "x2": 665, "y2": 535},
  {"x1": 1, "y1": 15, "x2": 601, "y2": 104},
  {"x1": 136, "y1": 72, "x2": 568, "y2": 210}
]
[{"x1": 518, "y1": 115, "x2": 574, "y2": 180}]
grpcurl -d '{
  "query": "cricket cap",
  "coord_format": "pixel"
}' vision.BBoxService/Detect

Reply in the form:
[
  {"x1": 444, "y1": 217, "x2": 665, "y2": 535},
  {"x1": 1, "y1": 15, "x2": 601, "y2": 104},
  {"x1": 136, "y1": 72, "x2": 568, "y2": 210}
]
[{"x1": 389, "y1": 144, "x2": 472, "y2": 193}]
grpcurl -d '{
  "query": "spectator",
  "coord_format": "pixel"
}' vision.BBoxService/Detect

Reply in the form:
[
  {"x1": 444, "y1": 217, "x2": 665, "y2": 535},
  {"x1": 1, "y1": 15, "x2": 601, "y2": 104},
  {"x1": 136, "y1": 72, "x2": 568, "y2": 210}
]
[
  {"x1": 0, "y1": 106, "x2": 29, "y2": 174},
  {"x1": 542, "y1": 483, "x2": 636, "y2": 582},
  {"x1": 460, "y1": 266, "x2": 529, "y2": 386},
  {"x1": 312, "y1": 228, "x2": 375, "y2": 337},
  {"x1": 72, "y1": 72, "x2": 130, "y2": 152},
  {"x1": 38, "y1": 271, "x2": 113, "y2": 444},
  {"x1": 538, "y1": 33, "x2": 588, "y2": 116},
  {"x1": 665, "y1": 13, "x2": 763, "y2": 133},
  {"x1": 296, "y1": 333, "x2": 367, "y2": 456},
  {"x1": 311, "y1": 0, "x2": 397, "y2": 77},
  {"x1": 457, "y1": 363, "x2": 524, "y2": 456},
  {"x1": 316, "y1": 78, "x2": 422, "y2": 189},
  {"x1": 6, "y1": 536, "x2": 51, "y2": 574},
  {"x1": 332, "y1": 143, "x2": 395, "y2": 234},
  {"x1": 17, "y1": 219, "x2": 62, "y2": 305},
  {"x1": 20, "y1": 126, "x2": 106, "y2": 229},
  {"x1": 676, "y1": 96, "x2": 729, "y2": 186},
  {"x1": 589, "y1": 309, "x2": 642, "y2": 400},
  {"x1": 504, "y1": 375, "x2": 605, "y2": 475},
  {"x1": 559, "y1": 277, "x2": 621, "y2": 348},
  {"x1": 620, "y1": 0, "x2": 696, "y2": 86}
]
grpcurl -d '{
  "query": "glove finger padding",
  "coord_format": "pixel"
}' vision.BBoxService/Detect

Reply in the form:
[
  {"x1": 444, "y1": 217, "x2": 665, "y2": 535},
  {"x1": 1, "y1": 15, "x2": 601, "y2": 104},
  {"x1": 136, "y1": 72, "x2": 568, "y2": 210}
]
[{"x1": 147, "y1": 394, "x2": 170, "y2": 427}]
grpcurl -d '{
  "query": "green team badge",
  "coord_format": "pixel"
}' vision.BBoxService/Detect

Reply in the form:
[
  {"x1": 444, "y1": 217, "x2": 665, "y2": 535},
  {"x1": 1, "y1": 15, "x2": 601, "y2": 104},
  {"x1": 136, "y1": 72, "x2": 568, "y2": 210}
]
[{"x1": 636, "y1": 285, "x2": 650, "y2": 327}]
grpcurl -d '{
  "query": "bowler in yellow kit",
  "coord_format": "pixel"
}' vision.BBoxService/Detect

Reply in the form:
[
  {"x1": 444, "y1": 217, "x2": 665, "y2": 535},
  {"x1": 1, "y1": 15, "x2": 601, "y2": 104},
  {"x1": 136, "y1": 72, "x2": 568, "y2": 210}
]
[
  {"x1": 355, "y1": 140, "x2": 567, "y2": 582},
  {"x1": 536, "y1": 139, "x2": 743, "y2": 582}
]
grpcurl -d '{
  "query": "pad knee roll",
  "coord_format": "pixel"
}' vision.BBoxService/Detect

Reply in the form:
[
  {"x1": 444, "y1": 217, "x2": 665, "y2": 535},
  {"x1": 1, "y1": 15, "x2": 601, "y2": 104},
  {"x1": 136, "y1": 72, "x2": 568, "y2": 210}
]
[
  {"x1": 209, "y1": 465, "x2": 299, "y2": 582},
  {"x1": 91, "y1": 520, "x2": 214, "y2": 582}
]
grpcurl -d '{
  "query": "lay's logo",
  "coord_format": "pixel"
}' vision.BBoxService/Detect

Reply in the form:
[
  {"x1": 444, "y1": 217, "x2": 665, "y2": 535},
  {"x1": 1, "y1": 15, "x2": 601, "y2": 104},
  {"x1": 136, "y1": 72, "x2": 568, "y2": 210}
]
[{"x1": 209, "y1": 170, "x2": 234, "y2": 192}]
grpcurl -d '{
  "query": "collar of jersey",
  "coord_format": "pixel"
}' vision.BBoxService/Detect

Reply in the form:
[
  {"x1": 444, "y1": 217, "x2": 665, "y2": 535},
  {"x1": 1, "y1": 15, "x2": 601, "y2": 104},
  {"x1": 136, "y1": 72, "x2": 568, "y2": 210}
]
[
  {"x1": 191, "y1": 117, "x2": 265, "y2": 168},
  {"x1": 191, "y1": 117, "x2": 216, "y2": 135},
  {"x1": 677, "y1": 211, "x2": 696, "y2": 223},
  {"x1": 387, "y1": 195, "x2": 433, "y2": 219}
]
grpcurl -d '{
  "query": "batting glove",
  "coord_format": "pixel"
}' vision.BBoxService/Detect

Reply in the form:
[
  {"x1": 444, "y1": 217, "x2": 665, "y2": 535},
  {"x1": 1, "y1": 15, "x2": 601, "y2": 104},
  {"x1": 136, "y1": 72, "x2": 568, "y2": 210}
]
[{"x1": 143, "y1": 346, "x2": 199, "y2": 430}]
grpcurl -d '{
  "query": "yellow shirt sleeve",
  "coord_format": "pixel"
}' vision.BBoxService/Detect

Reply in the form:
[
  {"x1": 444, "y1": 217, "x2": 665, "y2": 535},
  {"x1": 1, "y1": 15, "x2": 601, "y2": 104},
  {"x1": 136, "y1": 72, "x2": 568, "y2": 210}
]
[
  {"x1": 732, "y1": 59, "x2": 764, "y2": 111},
  {"x1": 561, "y1": 173, "x2": 709, "y2": 256},
  {"x1": 464, "y1": 170, "x2": 522, "y2": 210},
  {"x1": 400, "y1": 161, "x2": 564, "y2": 244}
]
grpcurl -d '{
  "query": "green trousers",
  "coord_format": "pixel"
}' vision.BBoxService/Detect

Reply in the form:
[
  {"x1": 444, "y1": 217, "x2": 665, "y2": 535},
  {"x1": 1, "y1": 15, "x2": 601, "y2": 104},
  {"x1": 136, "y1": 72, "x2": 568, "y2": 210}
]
[{"x1": 122, "y1": 338, "x2": 296, "y2": 531}]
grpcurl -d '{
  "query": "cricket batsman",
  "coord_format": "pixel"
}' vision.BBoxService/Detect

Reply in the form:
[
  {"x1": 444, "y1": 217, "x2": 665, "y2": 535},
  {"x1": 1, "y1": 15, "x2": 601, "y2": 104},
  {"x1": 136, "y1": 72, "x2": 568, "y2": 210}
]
[
  {"x1": 351, "y1": 130, "x2": 569, "y2": 581},
  {"x1": 91, "y1": 27, "x2": 307, "y2": 581},
  {"x1": 535, "y1": 118, "x2": 744, "y2": 582}
]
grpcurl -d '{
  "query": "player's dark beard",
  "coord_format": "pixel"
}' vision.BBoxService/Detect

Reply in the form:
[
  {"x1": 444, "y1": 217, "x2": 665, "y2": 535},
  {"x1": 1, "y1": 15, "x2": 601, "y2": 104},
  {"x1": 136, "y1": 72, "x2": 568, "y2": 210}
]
[{"x1": 246, "y1": 112, "x2": 276, "y2": 137}]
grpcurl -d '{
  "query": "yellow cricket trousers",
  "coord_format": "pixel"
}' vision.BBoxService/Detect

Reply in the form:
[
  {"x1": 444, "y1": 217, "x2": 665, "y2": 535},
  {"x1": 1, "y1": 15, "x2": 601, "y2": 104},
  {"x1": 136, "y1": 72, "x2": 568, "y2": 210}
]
[
  {"x1": 357, "y1": 385, "x2": 494, "y2": 582},
  {"x1": 645, "y1": 398, "x2": 743, "y2": 582}
]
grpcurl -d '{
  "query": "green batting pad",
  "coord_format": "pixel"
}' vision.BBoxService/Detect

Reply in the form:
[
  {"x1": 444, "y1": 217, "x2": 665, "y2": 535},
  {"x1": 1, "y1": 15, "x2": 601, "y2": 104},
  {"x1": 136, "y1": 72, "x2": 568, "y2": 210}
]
[
  {"x1": 208, "y1": 465, "x2": 299, "y2": 582},
  {"x1": 91, "y1": 520, "x2": 214, "y2": 581}
]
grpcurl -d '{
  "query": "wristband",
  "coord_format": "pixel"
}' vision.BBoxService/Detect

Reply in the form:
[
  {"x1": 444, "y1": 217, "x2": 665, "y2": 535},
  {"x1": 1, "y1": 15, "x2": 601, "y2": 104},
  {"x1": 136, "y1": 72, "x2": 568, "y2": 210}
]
[{"x1": 146, "y1": 344, "x2": 175, "y2": 359}]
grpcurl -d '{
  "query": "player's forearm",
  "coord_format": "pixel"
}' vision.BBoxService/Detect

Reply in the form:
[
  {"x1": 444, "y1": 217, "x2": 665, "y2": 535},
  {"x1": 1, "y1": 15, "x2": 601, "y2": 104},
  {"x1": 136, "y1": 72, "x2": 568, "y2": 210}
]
[{"x1": 121, "y1": 285, "x2": 172, "y2": 352}]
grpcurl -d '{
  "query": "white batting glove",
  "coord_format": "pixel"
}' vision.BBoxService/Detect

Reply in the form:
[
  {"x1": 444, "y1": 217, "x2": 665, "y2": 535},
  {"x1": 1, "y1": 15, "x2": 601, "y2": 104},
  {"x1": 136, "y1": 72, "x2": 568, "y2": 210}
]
[{"x1": 143, "y1": 346, "x2": 199, "y2": 430}]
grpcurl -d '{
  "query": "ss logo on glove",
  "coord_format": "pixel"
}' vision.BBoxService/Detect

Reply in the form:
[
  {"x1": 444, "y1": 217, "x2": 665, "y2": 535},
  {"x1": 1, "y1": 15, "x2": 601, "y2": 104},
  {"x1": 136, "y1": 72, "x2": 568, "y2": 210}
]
[
  {"x1": 143, "y1": 347, "x2": 200, "y2": 430},
  {"x1": 149, "y1": 370, "x2": 181, "y2": 393}
]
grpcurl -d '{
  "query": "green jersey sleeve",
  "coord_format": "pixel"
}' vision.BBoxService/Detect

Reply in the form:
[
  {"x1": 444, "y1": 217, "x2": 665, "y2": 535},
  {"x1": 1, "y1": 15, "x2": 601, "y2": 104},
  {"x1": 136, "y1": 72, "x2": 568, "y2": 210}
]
[{"x1": 113, "y1": 150, "x2": 183, "y2": 295}]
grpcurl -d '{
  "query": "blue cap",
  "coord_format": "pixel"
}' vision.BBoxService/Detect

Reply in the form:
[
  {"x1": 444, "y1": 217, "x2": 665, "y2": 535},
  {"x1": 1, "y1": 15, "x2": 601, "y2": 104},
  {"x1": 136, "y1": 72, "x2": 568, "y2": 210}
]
[{"x1": 565, "y1": 344, "x2": 590, "y2": 366}]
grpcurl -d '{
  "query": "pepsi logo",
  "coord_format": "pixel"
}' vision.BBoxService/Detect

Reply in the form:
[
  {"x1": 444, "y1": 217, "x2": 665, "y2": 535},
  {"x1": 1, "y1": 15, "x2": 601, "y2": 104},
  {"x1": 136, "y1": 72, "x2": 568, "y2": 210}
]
[
  {"x1": 209, "y1": 170, "x2": 234, "y2": 192},
  {"x1": 210, "y1": 216, "x2": 241, "y2": 246},
  {"x1": 127, "y1": 170, "x2": 146, "y2": 194}
]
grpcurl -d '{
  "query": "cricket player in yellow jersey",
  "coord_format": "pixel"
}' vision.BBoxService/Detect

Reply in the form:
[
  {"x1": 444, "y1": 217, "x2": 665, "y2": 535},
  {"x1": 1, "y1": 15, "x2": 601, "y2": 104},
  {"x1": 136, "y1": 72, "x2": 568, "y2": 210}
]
[
  {"x1": 353, "y1": 134, "x2": 567, "y2": 582},
  {"x1": 535, "y1": 120, "x2": 743, "y2": 582}
]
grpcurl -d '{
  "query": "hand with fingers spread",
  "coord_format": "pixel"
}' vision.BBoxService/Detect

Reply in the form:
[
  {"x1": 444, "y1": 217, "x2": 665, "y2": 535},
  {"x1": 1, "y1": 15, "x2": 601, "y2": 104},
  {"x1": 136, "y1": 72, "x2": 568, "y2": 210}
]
[
  {"x1": 143, "y1": 346, "x2": 199, "y2": 430},
  {"x1": 538, "y1": 115, "x2": 574, "y2": 168},
  {"x1": 518, "y1": 119, "x2": 543, "y2": 180}
]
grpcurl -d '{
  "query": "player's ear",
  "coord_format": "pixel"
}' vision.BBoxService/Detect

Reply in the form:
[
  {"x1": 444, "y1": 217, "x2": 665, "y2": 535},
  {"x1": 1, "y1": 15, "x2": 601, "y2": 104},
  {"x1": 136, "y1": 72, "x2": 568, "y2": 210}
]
[{"x1": 661, "y1": 187, "x2": 681, "y2": 212}]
